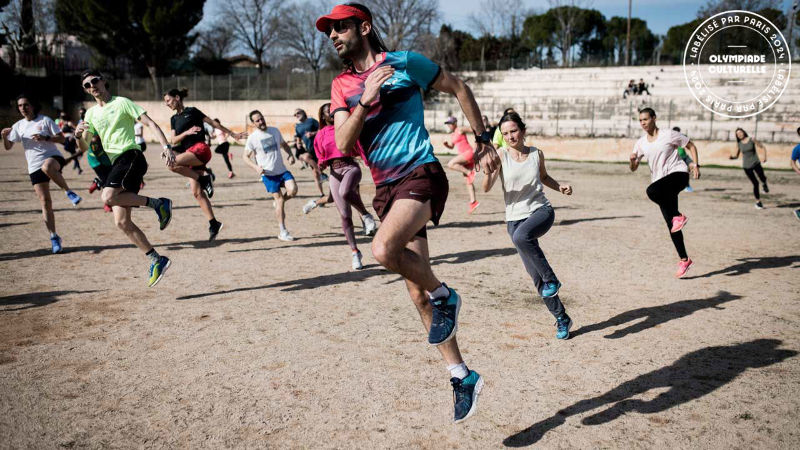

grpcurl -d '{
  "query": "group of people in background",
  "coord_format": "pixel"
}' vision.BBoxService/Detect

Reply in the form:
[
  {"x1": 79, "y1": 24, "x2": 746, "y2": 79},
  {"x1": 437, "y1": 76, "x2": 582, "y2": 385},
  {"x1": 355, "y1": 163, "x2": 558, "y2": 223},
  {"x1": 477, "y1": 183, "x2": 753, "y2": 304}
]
[
  {"x1": 623, "y1": 78, "x2": 652, "y2": 98},
  {"x1": 3, "y1": 1, "x2": 799, "y2": 428}
]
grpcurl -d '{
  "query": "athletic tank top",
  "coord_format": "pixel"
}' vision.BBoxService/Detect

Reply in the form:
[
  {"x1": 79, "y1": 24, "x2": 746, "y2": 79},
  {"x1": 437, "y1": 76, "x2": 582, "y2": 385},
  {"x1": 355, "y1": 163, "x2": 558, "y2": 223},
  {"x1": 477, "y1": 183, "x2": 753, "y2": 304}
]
[
  {"x1": 738, "y1": 139, "x2": 759, "y2": 169},
  {"x1": 451, "y1": 131, "x2": 473, "y2": 156},
  {"x1": 500, "y1": 147, "x2": 550, "y2": 222}
]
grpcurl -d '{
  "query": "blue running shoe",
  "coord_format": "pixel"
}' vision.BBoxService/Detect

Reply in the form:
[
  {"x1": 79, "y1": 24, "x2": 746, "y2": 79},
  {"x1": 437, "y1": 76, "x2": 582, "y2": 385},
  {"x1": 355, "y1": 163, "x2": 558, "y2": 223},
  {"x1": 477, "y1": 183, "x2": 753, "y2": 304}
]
[
  {"x1": 555, "y1": 313, "x2": 572, "y2": 340},
  {"x1": 428, "y1": 285, "x2": 461, "y2": 345},
  {"x1": 684, "y1": 185, "x2": 694, "y2": 193},
  {"x1": 50, "y1": 235, "x2": 62, "y2": 254},
  {"x1": 451, "y1": 370, "x2": 484, "y2": 423},
  {"x1": 155, "y1": 198, "x2": 172, "y2": 231},
  {"x1": 542, "y1": 281, "x2": 561, "y2": 298},
  {"x1": 148, "y1": 256, "x2": 171, "y2": 287},
  {"x1": 66, "y1": 190, "x2": 82, "y2": 206}
]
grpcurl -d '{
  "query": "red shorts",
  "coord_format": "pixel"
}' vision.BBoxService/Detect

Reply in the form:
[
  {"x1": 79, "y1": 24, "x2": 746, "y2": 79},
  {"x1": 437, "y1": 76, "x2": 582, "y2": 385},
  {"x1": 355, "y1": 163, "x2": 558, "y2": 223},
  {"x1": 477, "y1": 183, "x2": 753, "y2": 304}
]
[
  {"x1": 372, "y1": 161, "x2": 449, "y2": 239},
  {"x1": 186, "y1": 142, "x2": 212, "y2": 165},
  {"x1": 458, "y1": 148, "x2": 475, "y2": 170}
]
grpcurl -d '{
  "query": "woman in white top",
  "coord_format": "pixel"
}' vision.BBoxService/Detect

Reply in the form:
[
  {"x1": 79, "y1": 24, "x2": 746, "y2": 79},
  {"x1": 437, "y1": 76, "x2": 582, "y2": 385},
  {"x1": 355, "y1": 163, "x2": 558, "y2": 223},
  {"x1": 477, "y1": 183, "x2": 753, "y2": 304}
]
[
  {"x1": 629, "y1": 107, "x2": 700, "y2": 278},
  {"x1": 1, "y1": 94, "x2": 82, "y2": 254},
  {"x1": 482, "y1": 113, "x2": 575, "y2": 340}
]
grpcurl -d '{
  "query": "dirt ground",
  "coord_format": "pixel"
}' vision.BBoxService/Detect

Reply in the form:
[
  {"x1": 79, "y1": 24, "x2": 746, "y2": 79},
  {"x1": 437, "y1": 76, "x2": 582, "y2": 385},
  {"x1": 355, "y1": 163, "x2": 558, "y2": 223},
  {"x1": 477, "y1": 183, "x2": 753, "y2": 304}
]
[{"x1": 1, "y1": 144, "x2": 799, "y2": 449}]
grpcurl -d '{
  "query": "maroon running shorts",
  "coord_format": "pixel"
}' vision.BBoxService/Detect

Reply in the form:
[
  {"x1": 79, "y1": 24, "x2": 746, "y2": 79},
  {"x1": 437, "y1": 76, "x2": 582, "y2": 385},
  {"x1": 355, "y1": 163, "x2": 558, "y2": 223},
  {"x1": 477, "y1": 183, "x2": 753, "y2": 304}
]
[{"x1": 372, "y1": 161, "x2": 449, "y2": 239}]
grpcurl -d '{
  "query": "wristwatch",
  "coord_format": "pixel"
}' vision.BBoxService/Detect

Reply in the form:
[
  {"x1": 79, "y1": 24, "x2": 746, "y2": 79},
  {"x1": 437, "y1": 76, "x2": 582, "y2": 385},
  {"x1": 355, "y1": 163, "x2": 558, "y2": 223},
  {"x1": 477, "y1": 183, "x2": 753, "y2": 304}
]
[
  {"x1": 474, "y1": 130, "x2": 492, "y2": 144},
  {"x1": 163, "y1": 144, "x2": 172, "y2": 151}
]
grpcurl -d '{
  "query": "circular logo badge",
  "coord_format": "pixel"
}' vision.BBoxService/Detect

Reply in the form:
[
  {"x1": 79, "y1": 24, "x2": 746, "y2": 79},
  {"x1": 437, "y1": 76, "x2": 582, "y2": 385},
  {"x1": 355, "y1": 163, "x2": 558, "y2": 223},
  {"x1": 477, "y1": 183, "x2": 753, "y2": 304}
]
[{"x1": 683, "y1": 10, "x2": 791, "y2": 118}]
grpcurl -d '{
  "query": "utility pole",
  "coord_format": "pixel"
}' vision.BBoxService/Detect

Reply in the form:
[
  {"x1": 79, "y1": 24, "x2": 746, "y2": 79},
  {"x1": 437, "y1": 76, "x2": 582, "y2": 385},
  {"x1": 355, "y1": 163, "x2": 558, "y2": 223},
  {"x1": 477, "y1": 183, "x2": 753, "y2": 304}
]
[
  {"x1": 626, "y1": 0, "x2": 632, "y2": 66},
  {"x1": 789, "y1": 2, "x2": 798, "y2": 60}
]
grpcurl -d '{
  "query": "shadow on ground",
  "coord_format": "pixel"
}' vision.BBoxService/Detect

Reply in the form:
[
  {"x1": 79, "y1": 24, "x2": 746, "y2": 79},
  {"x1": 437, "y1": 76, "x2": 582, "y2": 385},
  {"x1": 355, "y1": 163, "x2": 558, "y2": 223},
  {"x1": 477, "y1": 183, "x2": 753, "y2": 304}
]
[
  {"x1": 683, "y1": 255, "x2": 800, "y2": 279},
  {"x1": 570, "y1": 291, "x2": 740, "y2": 339},
  {"x1": 503, "y1": 339, "x2": 797, "y2": 447},
  {"x1": 0, "y1": 289, "x2": 102, "y2": 312}
]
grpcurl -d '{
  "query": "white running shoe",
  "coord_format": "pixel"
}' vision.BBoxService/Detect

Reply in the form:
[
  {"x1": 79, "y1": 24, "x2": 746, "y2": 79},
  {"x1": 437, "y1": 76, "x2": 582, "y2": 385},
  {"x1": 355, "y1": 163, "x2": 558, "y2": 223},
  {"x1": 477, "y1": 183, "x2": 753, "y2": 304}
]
[
  {"x1": 363, "y1": 214, "x2": 377, "y2": 236},
  {"x1": 352, "y1": 250, "x2": 363, "y2": 270},
  {"x1": 302, "y1": 199, "x2": 317, "y2": 214},
  {"x1": 278, "y1": 229, "x2": 294, "y2": 241}
]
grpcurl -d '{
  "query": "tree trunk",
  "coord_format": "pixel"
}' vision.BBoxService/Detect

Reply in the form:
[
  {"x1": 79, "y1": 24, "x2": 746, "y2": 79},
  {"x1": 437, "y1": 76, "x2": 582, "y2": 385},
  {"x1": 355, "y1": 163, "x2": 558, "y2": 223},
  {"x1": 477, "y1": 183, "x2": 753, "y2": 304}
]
[
  {"x1": 147, "y1": 65, "x2": 159, "y2": 100},
  {"x1": 256, "y1": 50, "x2": 264, "y2": 74},
  {"x1": 313, "y1": 68, "x2": 320, "y2": 94}
]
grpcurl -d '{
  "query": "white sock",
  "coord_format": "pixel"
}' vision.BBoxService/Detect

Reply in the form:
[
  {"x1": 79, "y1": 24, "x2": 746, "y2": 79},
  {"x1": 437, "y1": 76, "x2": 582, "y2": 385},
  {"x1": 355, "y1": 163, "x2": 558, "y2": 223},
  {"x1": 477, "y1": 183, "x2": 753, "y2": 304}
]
[
  {"x1": 448, "y1": 363, "x2": 469, "y2": 379},
  {"x1": 279, "y1": 224, "x2": 287, "y2": 232},
  {"x1": 428, "y1": 283, "x2": 449, "y2": 300},
  {"x1": 50, "y1": 232, "x2": 58, "y2": 238}
]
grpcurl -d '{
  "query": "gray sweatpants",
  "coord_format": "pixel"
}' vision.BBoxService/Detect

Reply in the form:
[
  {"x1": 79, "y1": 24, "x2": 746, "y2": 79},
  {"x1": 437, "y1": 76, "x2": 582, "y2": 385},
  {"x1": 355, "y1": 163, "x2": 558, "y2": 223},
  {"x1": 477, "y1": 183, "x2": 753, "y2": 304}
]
[{"x1": 506, "y1": 205, "x2": 565, "y2": 318}]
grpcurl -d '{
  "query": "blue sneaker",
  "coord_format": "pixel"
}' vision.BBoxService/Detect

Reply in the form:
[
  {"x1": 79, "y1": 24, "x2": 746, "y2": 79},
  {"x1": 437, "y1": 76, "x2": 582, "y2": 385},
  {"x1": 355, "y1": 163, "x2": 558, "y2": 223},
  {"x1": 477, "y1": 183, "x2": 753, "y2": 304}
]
[
  {"x1": 155, "y1": 198, "x2": 172, "y2": 230},
  {"x1": 555, "y1": 313, "x2": 572, "y2": 340},
  {"x1": 451, "y1": 370, "x2": 484, "y2": 423},
  {"x1": 66, "y1": 190, "x2": 81, "y2": 206},
  {"x1": 147, "y1": 256, "x2": 171, "y2": 287},
  {"x1": 428, "y1": 285, "x2": 461, "y2": 345},
  {"x1": 684, "y1": 185, "x2": 694, "y2": 193},
  {"x1": 50, "y1": 235, "x2": 62, "y2": 254},
  {"x1": 542, "y1": 281, "x2": 561, "y2": 298}
]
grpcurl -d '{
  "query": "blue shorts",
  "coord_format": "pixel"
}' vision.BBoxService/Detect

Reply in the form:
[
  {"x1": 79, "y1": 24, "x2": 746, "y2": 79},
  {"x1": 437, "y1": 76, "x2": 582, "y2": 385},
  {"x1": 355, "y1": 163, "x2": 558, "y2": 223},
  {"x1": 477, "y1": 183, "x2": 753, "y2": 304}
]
[{"x1": 261, "y1": 171, "x2": 294, "y2": 193}]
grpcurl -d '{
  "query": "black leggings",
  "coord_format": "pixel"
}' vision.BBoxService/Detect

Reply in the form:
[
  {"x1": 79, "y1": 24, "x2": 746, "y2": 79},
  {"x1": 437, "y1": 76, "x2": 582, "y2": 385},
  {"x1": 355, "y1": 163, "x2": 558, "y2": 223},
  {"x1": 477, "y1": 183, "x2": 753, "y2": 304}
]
[
  {"x1": 214, "y1": 142, "x2": 233, "y2": 172},
  {"x1": 646, "y1": 172, "x2": 689, "y2": 259},
  {"x1": 743, "y1": 163, "x2": 767, "y2": 200}
]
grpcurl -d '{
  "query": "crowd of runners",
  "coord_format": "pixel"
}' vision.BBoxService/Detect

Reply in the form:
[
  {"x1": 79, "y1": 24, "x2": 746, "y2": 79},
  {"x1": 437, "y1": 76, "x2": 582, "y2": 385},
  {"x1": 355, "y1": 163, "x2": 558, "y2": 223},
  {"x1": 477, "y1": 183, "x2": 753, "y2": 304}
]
[{"x1": 2, "y1": 2, "x2": 799, "y2": 426}]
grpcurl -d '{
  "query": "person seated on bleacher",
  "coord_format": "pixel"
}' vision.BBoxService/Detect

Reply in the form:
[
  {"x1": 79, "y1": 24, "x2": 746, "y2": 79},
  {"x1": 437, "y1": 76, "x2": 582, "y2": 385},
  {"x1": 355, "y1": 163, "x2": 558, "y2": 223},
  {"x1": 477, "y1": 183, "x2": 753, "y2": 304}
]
[
  {"x1": 623, "y1": 79, "x2": 637, "y2": 98},
  {"x1": 638, "y1": 78, "x2": 651, "y2": 96}
]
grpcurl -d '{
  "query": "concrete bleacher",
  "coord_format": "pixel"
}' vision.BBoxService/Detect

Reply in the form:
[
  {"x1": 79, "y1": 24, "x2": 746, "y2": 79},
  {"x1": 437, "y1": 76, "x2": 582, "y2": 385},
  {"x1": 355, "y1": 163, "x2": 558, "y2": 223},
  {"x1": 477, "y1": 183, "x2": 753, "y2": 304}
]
[{"x1": 426, "y1": 65, "x2": 799, "y2": 143}]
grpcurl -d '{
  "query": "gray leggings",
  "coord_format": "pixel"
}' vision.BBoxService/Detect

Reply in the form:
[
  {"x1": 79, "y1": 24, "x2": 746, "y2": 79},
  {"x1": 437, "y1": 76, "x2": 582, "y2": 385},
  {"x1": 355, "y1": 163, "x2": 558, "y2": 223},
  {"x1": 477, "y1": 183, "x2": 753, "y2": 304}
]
[
  {"x1": 329, "y1": 160, "x2": 368, "y2": 250},
  {"x1": 507, "y1": 205, "x2": 565, "y2": 318}
]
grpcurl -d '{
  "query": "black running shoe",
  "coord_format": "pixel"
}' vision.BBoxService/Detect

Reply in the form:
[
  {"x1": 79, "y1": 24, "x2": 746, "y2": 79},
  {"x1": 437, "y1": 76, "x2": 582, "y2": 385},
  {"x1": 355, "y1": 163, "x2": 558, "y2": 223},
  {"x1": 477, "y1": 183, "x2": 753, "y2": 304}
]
[
  {"x1": 206, "y1": 167, "x2": 216, "y2": 182},
  {"x1": 209, "y1": 221, "x2": 223, "y2": 241},
  {"x1": 762, "y1": 182, "x2": 769, "y2": 193},
  {"x1": 199, "y1": 175, "x2": 214, "y2": 198}
]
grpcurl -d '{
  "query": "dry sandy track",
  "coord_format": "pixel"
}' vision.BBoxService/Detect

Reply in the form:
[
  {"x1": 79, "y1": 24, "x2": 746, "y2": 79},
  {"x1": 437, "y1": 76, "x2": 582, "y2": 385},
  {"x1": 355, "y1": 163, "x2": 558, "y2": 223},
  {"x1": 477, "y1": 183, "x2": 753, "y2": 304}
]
[{"x1": 1, "y1": 146, "x2": 799, "y2": 448}]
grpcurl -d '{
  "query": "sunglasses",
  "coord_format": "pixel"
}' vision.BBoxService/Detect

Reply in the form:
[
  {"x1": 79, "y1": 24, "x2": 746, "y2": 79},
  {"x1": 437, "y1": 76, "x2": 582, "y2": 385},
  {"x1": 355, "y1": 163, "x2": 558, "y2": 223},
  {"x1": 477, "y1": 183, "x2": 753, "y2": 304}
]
[
  {"x1": 83, "y1": 77, "x2": 102, "y2": 89},
  {"x1": 329, "y1": 19, "x2": 356, "y2": 35}
]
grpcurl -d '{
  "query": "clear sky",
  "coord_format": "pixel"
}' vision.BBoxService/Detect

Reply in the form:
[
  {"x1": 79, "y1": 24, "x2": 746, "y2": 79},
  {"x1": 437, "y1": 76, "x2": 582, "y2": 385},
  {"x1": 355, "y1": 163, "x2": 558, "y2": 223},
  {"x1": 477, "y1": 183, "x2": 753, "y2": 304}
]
[{"x1": 199, "y1": 0, "x2": 797, "y2": 40}]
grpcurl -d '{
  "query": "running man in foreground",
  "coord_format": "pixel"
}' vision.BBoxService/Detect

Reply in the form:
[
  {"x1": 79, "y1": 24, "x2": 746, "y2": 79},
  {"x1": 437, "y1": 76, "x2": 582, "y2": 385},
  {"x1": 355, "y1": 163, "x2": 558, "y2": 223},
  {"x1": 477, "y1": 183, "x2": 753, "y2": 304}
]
[
  {"x1": 75, "y1": 69, "x2": 175, "y2": 287},
  {"x1": 317, "y1": 2, "x2": 500, "y2": 423},
  {"x1": 2, "y1": 94, "x2": 82, "y2": 253},
  {"x1": 242, "y1": 110, "x2": 298, "y2": 241}
]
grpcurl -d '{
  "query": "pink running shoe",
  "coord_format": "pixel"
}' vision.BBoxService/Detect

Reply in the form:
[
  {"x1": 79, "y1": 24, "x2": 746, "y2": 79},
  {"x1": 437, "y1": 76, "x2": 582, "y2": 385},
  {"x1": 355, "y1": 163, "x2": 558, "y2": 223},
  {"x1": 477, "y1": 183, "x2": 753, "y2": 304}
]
[
  {"x1": 670, "y1": 214, "x2": 688, "y2": 233},
  {"x1": 468, "y1": 201, "x2": 480, "y2": 214},
  {"x1": 675, "y1": 258, "x2": 693, "y2": 278},
  {"x1": 103, "y1": 204, "x2": 112, "y2": 213},
  {"x1": 228, "y1": 171, "x2": 236, "y2": 179},
  {"x1": 466, "y1": 170, "x2": 476, "y2": 185}
]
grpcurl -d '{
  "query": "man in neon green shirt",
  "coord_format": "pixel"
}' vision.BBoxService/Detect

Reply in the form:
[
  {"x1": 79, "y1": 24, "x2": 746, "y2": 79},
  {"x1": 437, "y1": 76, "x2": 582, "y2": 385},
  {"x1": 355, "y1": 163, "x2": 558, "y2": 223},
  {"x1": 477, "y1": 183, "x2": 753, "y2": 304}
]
[{"x1": 75, "y1": 69, "x2": 176, "y2": 287}]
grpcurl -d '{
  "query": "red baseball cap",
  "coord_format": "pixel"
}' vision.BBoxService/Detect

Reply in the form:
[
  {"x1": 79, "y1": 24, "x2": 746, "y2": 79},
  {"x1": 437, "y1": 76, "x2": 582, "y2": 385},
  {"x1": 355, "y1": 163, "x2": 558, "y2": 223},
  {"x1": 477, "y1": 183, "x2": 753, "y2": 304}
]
[{"x1": 315, "y1": 4, "x2": 371, "y2": 33}]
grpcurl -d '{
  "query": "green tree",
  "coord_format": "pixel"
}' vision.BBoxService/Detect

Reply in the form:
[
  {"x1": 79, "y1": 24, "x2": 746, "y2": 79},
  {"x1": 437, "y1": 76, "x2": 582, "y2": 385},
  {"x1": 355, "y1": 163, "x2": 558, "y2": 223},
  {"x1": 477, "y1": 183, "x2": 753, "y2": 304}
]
[
  {"x1": 522, "y1": 13, "x2": 555, "y2": 67},
  {"x1": 662, "y1": 18, "x2": 703, "y2": 64},
  {"x1": 55, "y1": 0, "x2": 205, "y2": 95}
]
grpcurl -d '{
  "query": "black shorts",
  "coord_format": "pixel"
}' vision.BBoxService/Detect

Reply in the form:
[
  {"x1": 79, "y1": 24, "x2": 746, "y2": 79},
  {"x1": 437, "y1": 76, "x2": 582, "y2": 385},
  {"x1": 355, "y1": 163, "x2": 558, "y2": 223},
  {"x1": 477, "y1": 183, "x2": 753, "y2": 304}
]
[
  {"x1": 92, "y1": 164, "x2": 112, "y2": 186},
  {"x1": 372, "y1": 161, "x2": 449, "y2": 239},
  {"x1": 139, "y1": 142, "x2": 147, "y2": 152},
  {"x1": 29, "y1": 155, "x2": 66, "y2": 185},
  {"x1": 214, "y1": 142, "x2": 230, "y2": 154},
  {"x1": 106, "y1": 149, "x2": 148, "y2": 194}
]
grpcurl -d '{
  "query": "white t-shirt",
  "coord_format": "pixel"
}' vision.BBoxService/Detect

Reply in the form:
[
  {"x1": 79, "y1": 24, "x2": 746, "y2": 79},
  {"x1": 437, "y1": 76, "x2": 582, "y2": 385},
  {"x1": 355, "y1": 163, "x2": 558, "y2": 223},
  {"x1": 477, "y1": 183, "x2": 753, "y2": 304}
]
[
  {"x1": 633, "y1": 129, "x2": 690, "y2": 183},
  {"x1": 134, "y1": 122, "x2": 145, "y2": 144},
  {"x1": 245, "y1": 127, "x2": 287, "y2": 176},
  {"x1": 8, "y1": 114, "x2": 64, "y2": 173}
]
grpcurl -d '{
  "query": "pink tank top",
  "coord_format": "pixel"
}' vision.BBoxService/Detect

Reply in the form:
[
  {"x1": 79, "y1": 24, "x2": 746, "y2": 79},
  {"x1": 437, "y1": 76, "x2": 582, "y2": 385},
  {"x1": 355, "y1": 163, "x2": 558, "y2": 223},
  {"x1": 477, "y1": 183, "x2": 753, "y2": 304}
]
[
  {"x1": 451, "y1": 130, "x2": 474, "y2": 156},
  {"x1": 314, "y1": 125, "x2": 367, "y2": 168}
]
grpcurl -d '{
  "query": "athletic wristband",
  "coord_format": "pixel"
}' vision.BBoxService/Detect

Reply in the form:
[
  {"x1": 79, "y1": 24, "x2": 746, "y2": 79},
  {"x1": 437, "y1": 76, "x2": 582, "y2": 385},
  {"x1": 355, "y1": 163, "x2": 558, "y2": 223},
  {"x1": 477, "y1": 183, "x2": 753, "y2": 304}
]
[
  {"x1": 163, "y1": 144, "x2": 172, "y2": 151},
  {"x1": 358, "y1": 99, "x2": 370, "y2": 109}
]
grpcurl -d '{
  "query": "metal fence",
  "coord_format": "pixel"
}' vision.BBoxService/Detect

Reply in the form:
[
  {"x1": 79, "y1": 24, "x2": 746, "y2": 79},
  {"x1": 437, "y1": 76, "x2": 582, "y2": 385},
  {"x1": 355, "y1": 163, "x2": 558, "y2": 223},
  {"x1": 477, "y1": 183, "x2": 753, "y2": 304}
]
[
  {"x1": 430, "y1": 97, "x2": 799, "y2": 144},
  {"x1": 112, "y1": 69, "x2": 342, "y2": 101}
]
